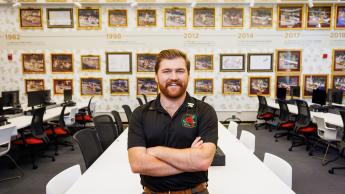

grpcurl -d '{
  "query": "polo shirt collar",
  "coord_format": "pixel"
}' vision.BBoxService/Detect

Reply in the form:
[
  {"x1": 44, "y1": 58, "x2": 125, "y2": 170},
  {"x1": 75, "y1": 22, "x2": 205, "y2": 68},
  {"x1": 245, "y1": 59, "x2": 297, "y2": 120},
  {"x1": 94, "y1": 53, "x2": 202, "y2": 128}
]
[{"x1": 149, "y1": 92, "x2": 194, "y2": 112}]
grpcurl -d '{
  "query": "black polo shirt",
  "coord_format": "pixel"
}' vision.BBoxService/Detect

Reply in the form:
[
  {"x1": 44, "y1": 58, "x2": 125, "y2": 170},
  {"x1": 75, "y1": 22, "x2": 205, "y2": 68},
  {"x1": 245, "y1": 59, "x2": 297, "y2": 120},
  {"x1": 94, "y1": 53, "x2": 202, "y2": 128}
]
[{"x1": 128, "y1": 93, "x2": 218, "y2": 192}]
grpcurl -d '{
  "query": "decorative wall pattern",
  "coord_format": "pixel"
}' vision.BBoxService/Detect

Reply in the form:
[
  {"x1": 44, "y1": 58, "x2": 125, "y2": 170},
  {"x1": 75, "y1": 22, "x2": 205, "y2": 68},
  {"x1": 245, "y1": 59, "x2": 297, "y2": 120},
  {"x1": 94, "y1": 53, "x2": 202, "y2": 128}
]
[{"x1": 0, "y1": 4, "x2": 344, "y2": 114}]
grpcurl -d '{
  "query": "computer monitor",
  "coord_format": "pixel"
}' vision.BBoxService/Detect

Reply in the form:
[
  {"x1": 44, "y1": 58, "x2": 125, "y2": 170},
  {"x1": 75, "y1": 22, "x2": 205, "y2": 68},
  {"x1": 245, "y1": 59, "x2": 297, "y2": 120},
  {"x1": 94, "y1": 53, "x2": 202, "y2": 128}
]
[
  {"x1": 43, "y1": 90, "x2": 51, "y2": 103},
  {"x1": 276, "y1": 87, "x2": 287, "y2": 100},
  {"x1": 0, "y1": 97, "x2": 3, "y2": 116},
  {"x1": 64, "y1": 89, "x2": 72, "y2": 102},
  {"x1": 1, "y1": 90, "x2": 20, "y2": 107},
  {"x1": 27, "y1": 91, "x2": 45, "y2": 107},
  {"x1": 290, "y1": 86, "x2": 301, "y2": 98},
  {"x1": 328, "y1": 89, "x2": 343, "y2": 104},
  {"x1": 312, "y1": 89, "x2": 327, "y2": 106}
]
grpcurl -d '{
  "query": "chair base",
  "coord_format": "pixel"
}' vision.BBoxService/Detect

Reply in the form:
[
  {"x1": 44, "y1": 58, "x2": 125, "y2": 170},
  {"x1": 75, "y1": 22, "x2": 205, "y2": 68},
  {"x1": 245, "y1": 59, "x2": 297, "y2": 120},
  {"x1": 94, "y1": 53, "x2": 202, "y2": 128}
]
[
  {"x1": 255, "y1": 122, "x2": 272, "y2": 132},
  {"x1": 329, "y1": 166, "x2": 345, "y2": 174},
  {"x1": 0, "y1": 154, "x2": 24, "y2": 182},
  {"x1": 274, "y1": 131, "x2": 291, "y2": 142}
]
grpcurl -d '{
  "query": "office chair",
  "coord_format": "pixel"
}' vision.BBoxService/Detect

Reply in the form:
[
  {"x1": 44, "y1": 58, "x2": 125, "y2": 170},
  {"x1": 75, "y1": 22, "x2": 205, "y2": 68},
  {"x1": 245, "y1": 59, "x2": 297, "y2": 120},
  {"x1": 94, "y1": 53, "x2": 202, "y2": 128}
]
[
  {"x1": 239, "y1": 130, "x2": 255, "y2": 153},
  {"x1": 255, "y1": 95, "x2": 274, "y2": 131},
  {"x1": 122, "y1": 105, "x2": 133, "y2": 124},
  {"x1": 46, "y1": 104, "x2": 74, "y2": 155},
  {"x1": 142, "y1": 94, "x2": 148, "y2": 104},
  {"x1": 329, "y1": 110, "x2": 345, "y2": 174},
  {"x1": 201, "y1": 96, "x2": 207, "y2": 102},
  {"x1": 75, "y1": 96, "x2": 95, "y2": 127},
  {"x1": 93, "y1": 115, "x2": 119, "y2": 150},
  {"x1": 288, "y1": 100, "x2": 317, "y2": 152},
  {"x1": 46, "y1": 164, "x2": 81, "y2": 194},
  {"x1": 14, "y1": 107, "x2": 55, "y2": 169},
  {"x1": 310, "y1": 116, "x2": 342, "y2": 165},
  {"x1": 111, "y1": 110, "x2": 124, "y2": 134},
  {"x1": 274, "y1": 100, "x2": 295, "y2": 142},
  {"x1": 73, "y1": 128, "x2": 103, "y2": 169},
  {"x1": 263, "y1": 153, "x2": 292, "y2": 188},
  {"x1": 0, "y1": 125, "x2": 23, "y2": 182},
  {"x1": 136, "y1": 97, "x2": 144, "y2": 106}
]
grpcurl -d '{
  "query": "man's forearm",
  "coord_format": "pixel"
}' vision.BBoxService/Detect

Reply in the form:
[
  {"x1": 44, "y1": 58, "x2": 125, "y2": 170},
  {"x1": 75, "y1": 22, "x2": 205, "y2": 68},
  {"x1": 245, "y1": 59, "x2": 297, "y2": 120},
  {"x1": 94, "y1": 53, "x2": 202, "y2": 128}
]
[
  {"x1": 128, "y1": 147, "x2": 183, "y2": 177},
  {"x1": 147, "y1": 143, "x2": 216, "y2": 172}
]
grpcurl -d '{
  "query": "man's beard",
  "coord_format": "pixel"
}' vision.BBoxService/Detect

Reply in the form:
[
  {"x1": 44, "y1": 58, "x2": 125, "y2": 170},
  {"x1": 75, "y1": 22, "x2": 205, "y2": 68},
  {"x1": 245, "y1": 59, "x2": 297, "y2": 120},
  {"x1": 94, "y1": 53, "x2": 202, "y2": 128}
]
[{"x1": 158, "y1": 80, "x2": 187, "y2": 99}]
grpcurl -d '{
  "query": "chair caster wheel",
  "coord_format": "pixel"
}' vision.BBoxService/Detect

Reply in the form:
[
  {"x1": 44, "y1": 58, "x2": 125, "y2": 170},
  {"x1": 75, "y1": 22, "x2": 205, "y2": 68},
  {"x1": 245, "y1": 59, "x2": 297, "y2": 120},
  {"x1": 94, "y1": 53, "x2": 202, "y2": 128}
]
[
  {"x1": 55, "y1": 152, "x2": 59, "y2": 156},
  {"x1": 52, "y1": 157, "x2": 55, "y2": 162},
  {"x1": 33, "y1": 164, "x2": 38, "y2": 169},
  {"x1": 275, "y1": 139, "x2": 278, "y2": 142},
  {"x1": 71, "y1": 147, "x2": 75, "y2": 151},
  {"x1": 288, "y1": 148, "x2": 292, "y2": 151},
  {"x1": 308, "y1": 152, "x2": 313, "y2": 156},
  {"x1": 329, "y1": 169, "x2": 334, "y2": 174}
]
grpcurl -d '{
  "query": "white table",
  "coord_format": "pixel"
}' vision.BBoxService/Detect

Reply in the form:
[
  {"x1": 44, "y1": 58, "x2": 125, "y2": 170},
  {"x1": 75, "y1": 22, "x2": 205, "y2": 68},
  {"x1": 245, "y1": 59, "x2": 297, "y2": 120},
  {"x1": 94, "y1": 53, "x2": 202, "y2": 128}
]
[
  {"x1": 66, "y1": 123, "x2": 295, "y2": 194},
  {"x1": 1, "y1": 102, "x2": 88, "y2": 131},
  {"x1": 266, "y1": 99, "x2": 343, "y2": 127}
]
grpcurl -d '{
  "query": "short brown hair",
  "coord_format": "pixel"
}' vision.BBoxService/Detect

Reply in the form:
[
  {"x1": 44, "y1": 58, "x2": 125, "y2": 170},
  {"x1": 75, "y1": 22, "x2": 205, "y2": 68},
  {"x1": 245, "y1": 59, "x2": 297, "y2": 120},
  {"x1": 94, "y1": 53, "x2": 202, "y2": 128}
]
[{"x1": 155, "y1": 49, "x2": 190, "y2": 74}]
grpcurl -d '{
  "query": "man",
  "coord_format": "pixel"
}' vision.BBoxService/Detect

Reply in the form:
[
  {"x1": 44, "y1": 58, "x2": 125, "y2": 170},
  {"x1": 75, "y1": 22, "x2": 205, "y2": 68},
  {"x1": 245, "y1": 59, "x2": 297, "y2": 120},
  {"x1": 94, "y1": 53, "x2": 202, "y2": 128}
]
[{"x1": 128, "y1": 49, "x2": 218, "y2": 194}]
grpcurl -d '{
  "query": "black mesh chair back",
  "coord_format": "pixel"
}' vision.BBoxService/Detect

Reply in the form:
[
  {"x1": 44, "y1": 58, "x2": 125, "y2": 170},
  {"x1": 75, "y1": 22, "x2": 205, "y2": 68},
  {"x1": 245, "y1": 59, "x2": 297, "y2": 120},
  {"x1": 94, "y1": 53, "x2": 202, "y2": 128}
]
[
  {"x1": 122, "y1": 105, "x2": 133, "y2": 123},
  {"x1": 257, "y1": 95, "x2": 269, "y2": 114},
  {"x1": 295, "y1": 99, "x2": 312, "y2": 129},
  {"x1": 278, "y1": 100, "x2": 290, "y2": 122},
  {"x1": 30, "y1": 107, "x2": 48, "y2": 142},
  {"x1": 93, "y1": 115, "x2": 118, "y2": 150},
  {"x1": 142, "y1": 94, "x2": 148, "y2": 104},
  {"x1": 73, "y1": 128, "x2": 103, "y2": 169},
  {"x1": 87, "y1": 96, "x2": 94, "y2": 116},
  {"x1": 340, "y1": 111, "x2": 345, "y2": 140},
  {"x1": 201, "y1": 96, "x2": 207, "y2": 102},
  {"x1": 111, "y1": 110, "x2": 124, "y2": 134},
  {"x1": 58, "y1": 105, "x2": 67, "y2": 127},
  {"x1": 136, "y1": 97, "x2": 144, "y2": 106}
]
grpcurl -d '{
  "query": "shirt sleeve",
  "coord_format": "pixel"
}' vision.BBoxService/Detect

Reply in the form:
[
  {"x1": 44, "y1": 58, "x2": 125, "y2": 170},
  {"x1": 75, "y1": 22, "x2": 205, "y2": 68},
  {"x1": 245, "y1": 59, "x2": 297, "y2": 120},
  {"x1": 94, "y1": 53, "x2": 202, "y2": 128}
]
[
  {"x1": 197, "y1": 103, "x2": 218, "y2": 146},
  {"x1": 127, "y1": 107, "x2": 147, "y2": 149}
]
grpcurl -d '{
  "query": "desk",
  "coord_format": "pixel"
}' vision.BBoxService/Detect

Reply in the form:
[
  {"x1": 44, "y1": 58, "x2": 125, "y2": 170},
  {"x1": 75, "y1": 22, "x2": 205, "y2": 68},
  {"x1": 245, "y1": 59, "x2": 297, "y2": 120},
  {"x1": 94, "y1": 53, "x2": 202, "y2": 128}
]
[
  {"x1": 0, "y1": 103, "x2": 88, "y2": 131},
  {"x1": 266, "y1": 99, "x2": 343, "y2": 128},
  {"x1": 66, "y1": 123, "x2": 295, "y2": 194}
]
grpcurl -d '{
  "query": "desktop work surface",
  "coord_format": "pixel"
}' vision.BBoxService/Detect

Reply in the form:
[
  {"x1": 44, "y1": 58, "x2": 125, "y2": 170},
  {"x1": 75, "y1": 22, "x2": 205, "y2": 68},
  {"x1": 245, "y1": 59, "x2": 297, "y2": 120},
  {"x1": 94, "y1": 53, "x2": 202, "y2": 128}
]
[{"x1": 66, "y1": 123, "x2": 295, "y2": 194}]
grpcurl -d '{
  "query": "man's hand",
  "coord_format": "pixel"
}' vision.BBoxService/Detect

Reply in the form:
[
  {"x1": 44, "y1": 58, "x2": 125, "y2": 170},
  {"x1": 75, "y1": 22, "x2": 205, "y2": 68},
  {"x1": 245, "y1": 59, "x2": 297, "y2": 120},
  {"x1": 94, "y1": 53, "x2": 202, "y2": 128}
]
[{"x1": 191, "y1": 137, "x2": 203, "y2": 148}]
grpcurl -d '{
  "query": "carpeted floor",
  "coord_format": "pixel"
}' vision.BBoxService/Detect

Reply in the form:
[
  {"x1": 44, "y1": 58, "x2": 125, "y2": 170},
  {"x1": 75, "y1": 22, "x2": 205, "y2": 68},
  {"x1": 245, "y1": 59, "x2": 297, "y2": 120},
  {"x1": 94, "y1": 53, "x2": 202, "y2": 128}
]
[{"x1": 1, "y1": 124, "x2": 345, "y2": 194}]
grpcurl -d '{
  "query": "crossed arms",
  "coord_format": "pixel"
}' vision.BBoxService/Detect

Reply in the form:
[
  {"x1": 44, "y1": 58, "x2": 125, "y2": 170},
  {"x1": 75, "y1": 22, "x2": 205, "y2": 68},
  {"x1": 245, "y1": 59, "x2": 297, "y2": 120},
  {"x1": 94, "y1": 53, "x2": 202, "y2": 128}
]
[{"x1": 128, "y1": 137, "x2": 216, "y2": 177}]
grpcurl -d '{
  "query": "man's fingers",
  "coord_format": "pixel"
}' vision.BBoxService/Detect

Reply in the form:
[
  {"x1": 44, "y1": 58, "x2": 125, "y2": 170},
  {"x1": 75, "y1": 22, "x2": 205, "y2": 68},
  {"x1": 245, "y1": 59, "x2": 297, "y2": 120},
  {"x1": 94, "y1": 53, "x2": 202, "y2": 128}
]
[{"x1": 191, "y1": 137, "x2": 203, "y2": 148}]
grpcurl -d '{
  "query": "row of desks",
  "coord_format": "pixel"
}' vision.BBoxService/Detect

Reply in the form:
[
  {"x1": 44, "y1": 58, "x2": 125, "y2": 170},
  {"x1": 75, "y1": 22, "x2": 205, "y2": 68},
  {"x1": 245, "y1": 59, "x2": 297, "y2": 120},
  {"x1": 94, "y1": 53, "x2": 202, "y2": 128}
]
[
  {"x1": 66, "y1": 122, "x2": 296, "y2": 194},
  {"x1": 266, "y1": 99, "x2": 343, "y2": 127}
]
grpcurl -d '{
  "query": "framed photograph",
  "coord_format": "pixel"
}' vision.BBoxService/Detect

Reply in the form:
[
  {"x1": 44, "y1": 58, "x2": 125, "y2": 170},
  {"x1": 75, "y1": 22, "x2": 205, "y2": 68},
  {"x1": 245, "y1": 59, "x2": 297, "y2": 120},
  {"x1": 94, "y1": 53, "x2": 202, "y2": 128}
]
[
  {"x1": 276, "y1": 75, "x2": 300, "y2": 96},
  {"x1": 222, "y1": 8, "x2": 244, "y2": 28},
  {"x1": 77, "y1": 8, "x2": 101, "y2": 30},
  {"x1": 193, "y1": 8, "x2": 215, "y2": 28},
  {"x1": 220, "y1": 54, "x2": 245, "y2": 72},
  {"x1": 277, "y1": 5, "x2": 304, "y2": 30},
  {"x1": 51, "y1": 53, "x2": 73, "y2": 73},
  {"x1": 137, "y1": 53, "x2": 157, "y2": 73},
  {"x1": 137, "y1": 9, "x2": 156, "y2": 27},
  {"x1": 276, "y1": 49, "x2": 302, "y2": 73},
  {"x1": 47, "y1": 8, "x2": 73, "y2": 28},
  {"x1": 248, "y1": 76, "x2": 271, "y2": 96},
  {"x1": 332, "y1": 75, "x2": 345, "y2": 94},
  {"x1": 22, "y1": 53, "x2": 45, "y2": 74},
  {"x1": 194, "y1": 78, "x2": 214, "y2": 95},
  {"x1": 247, "y1": 53, "x2": 273, "y2": 72},
  {"x1": 332, "y1": 49, "x2": 345, "y2": 73},
  {"x1": 81, "y1": 55, "x2": 100, "y2": 71},
  {"x1": 303, "y1": 74, "x2": 328, "y2": 97},
  {"x1": 80, "y1": 77, "x2": 102, "y2": 96},
  {"x1": 106, "y1": 52, "x2": 132, "y2": 74},
  {"x1": 306, "y1": 5, "x2": 332, "y2": 29},
  {"x1": 19, "y1": 8, "x2": 43, "y2": 29},
  {"x1": 137, "y1": 77, "x2": 158, "y2": 96},
  {"x1": 53, "y1": 79, "x2": 73, "y2": 95},
  {"x1": 194, "y1": 55, "x2": 213, "y2": 71},
  {"x1": 222, "y1": 78, "x2": 241, "y2": 95},
  {"x1": 335, "y1": 5, "x2": 345, "y2": 29},
  {"x1": 108, "y1": 9, "x2": 127, "y2": 27},
  {"x1": 25, "y1": 79, "x2": 44, "y2": 93},
  {"x1": 164, "y1": 7, "x2": 187, "y2": 28},
  {"x1": 250, "y1": 7, "x2": 273, "y2": 28},
  {"x1": 110, "y1": 79, "x2": 129, "y2": 95}
]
